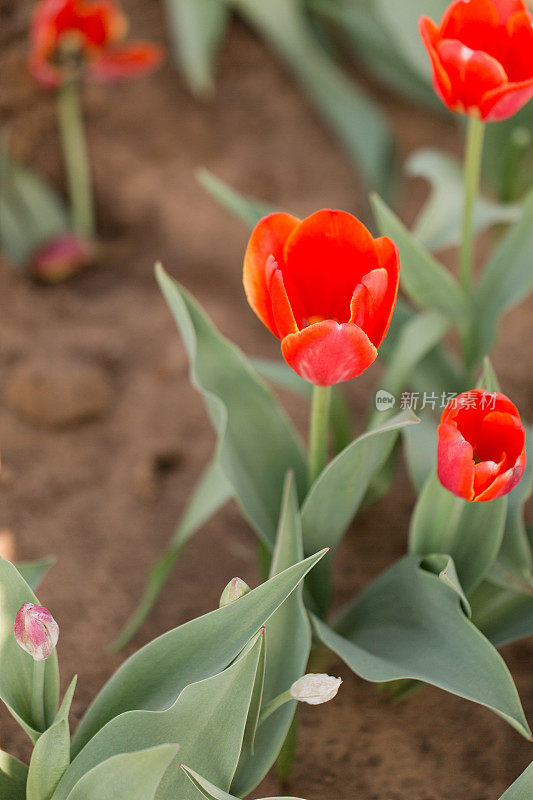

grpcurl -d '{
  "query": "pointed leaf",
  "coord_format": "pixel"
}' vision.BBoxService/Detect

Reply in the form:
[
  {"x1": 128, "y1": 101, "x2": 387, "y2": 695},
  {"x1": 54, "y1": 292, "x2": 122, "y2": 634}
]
[
  {"x1": 183, "y1": 765, "x2": 306, "y2": 800},
  {"x1": 197, "y1": 170, "x2": 276, "y2": 229},
  {"x1": 302, "y1": 409, "x2": 419, "y2": 554},
  {"x1": 64, "y1": 745, "x2": 179, "y2": 800},
  {"x1": 232, "y1": 473, "x2": 311, "y2": 796},
  {"x1": 313, "y1": 555, "x2": 530, "y2": 738},
  {"x1": 156, "y1": 265, "x2": 307, "y2": 547},
  {"x1": 57, "y1": 635, "x2": 264, "y2": 800},
  {"x1": 72, "y1": 549, "x2": 326, "y2": 754},
  {"x1": 499, "y1": 762, "x2": 533, "y2": 800}
]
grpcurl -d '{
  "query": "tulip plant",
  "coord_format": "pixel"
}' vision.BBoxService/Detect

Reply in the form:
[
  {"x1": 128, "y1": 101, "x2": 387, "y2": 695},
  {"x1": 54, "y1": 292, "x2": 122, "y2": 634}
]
[
  {"x1": 4, "y1": 0, "x2": 533, "y2": 799},
  {"x1": 110, "y1": 0, "x2": 533, "y2": 785},
  {"x1": 1, "y1": 528, "x2": 335, "y2": 800}
]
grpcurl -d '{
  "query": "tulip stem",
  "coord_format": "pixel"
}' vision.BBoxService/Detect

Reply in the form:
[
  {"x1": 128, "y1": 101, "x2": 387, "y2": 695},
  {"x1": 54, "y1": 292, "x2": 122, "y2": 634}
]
[
  {"x1": 259, "y1": 689, "x2": 294, "y2": 725},
  {"x1": 459, "y1": 116, "x2": 485, "y2": 294},
  {"x1": 31, "y1": 660, "x2": 46, "y2": 733},
  {"x1": 57, "y1": 78, "x2": 95, "y2": 240},
  {"x1": 308, "y1": 385, "x2": 332, "y2": 485}
]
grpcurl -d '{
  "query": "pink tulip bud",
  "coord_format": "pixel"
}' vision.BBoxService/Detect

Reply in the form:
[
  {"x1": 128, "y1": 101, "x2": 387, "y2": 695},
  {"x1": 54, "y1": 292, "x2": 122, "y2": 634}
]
[
  {"x1": 30, "y1": 234, "x2": 95, "y2": 283},
  {"x1": 14, "y1": 603, "x2": 59, "y2": 661}
]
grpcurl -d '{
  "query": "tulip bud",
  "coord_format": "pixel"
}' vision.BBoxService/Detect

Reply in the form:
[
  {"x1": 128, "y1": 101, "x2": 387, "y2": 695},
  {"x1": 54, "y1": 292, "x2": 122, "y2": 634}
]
[
  {"x1": 219, "y1": 577, "x2": 251, "y2": 607},
  {"x1": 14, "y1": 603, "x2": 59, "y2": 661},
  {"x1": 290, "y1": 673, "x2": 342, "y2": 705},
  {"x1": 30, "y1": 234, "x2": 95, "y2": 283}
]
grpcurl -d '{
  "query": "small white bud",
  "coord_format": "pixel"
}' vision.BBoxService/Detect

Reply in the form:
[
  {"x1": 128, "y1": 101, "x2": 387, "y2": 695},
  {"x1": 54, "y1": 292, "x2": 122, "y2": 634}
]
[
  {"x1": 219, "y1": 577, "x2": 251, "y2": 607},
  {"x1": 290, "y1": 673, "x2": 342, "y2": 705}
]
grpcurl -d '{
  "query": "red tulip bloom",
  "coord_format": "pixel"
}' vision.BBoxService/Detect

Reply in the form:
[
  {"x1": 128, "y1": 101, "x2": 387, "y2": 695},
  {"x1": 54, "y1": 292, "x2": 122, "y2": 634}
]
[
  {"x1": 29, "y1": 0, "x2": 164, "y2": 89},
  {"x1": 243, "y1": 210, "x2": 400, "y2": 386},
  {"x1": 438, "y1": 390, "x2": 526, "y2": 501},
  {"x1": 420, "y1": 0, "x2": 533, "y2": 121}
]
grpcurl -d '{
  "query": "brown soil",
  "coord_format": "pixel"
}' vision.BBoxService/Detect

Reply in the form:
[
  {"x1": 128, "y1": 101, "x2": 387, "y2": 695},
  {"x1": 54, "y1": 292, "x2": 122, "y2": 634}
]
[{"x1": 1, "y1": 2, "x2": 533, "y2": 799}]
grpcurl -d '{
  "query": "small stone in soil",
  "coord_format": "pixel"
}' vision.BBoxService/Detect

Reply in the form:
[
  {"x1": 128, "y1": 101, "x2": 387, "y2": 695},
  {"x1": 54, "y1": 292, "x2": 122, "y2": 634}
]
[{"x1": 5, "y1": 358, "x2": 113, "y2": 429}]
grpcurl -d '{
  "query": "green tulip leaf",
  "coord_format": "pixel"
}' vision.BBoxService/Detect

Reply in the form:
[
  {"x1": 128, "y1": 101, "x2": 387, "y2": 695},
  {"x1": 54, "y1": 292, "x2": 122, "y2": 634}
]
[
  {"x1": 302, "y1": 409, "x2": 419, "y2": 555},
  {"x1": 111, "y1": 458, "x2": 232, "y2": 651},
  {"x1": 409, "y1": 472, "x2": 508, "y2": 594},
  {"x1": 183, "y1": 765, "x2": 306, "y2": 800},
  {"x1": 407, "y1": 149, "x2": 520, "y2": 252},
  {"x1": 0, "y1": 556, "x2": 59, "y2": 741},
  {"x1": 371, "y1": 193, "x2": 471, "y2": 324},
  {"x1": 64, "y1": 745, "x2": 179, "y2": 800},
  {"x1": 473, "y1": 189, "x2": 533, "y2": 363},
  {"x1": 0, "y1": 749, "x2": 28, "y2": 800},
  {"x1": 197, "y1": 170, "x2": 276, "y2": 229},
  {"x1": 402, "y1": 413, "x2": 438, "y2": 493},
  {"x1": 27, "y1": 676, "x2": 77, "y2": 800},
  {"x1": 231, "y1": 473, "x2": 311, "y2": 796},
  {"x1": 156, "y1": 265, "x2": 307, "y2": 548},
  {"x1": 15, "y1": 558, "x2": 57, "y2": 592},
  {"x1": 57, "y1": 634, "x2": 264, "y2": 800},
  {"x1": 72, "y1": 549, "x2": 326, "y2": 754},
  {"x1": 164, "y1": 0, "x2": 230, "y2": 98},
  {"x1": 498, "y1": 761, "x2": 533, "y2": 799},
  {"x1": 313, "y1": 555, "x2": 530, "y2": 738}
]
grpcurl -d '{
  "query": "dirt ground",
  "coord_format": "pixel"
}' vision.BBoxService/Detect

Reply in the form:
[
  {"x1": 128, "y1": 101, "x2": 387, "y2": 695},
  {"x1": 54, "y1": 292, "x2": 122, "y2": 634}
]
[{"x1": 1, "y1": 2, "x2": 533, "y2": 798}]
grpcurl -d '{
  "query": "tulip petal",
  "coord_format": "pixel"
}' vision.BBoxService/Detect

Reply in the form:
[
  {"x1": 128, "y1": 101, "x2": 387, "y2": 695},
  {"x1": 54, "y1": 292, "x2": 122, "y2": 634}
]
[
  {"x1": 89, "y1": 42, "x2": 164, "y2": 81},
  {"x1": 440, "y1": 0, "x2": 504, "y2": 65},
  {"x1": 480, "y1": 76, "x2": 533, "y2": 120},
  {"x1": 268, "y1": 262, "x2": 299, "y2": 339},
  {"x1": 420, "y1": 17, "x2": 455, "y2": 107},
  {"x1": 283, "y1": 210, "x2": 378, "y2": 326},
  {"x1": 492, "y1": 0, "x2": 529, "y2": 23},
  {"x1": 349, "y1": 268, "x2": 388, "y2": 345},
  {"x1": 473, "y1": 458, "x2": 504, "y2": 497},
  {"x1": 476, "y1": 411, "x2": 527, "y2": 465},
  {"x1": 243, "y1": 213, "x2": 300, "y2": 338},
  {"x1": 437, "y1": 40, "x2": 508, "y2": 110},
  {"x1": 475, "y1": 449, "x2": 526, "y2": 501},
  {"x1": 372, "y1": 237, "x2": 400, "y2": 346},
  {"x1": 281, "y1": 321, "x2": 377, "y2": 386},
  {"x1": 437, "y1": 422, "x2": 475, "y2": 500},
  {"x1": 506, "y1": 11, "x2": 533, "y2": 81}
]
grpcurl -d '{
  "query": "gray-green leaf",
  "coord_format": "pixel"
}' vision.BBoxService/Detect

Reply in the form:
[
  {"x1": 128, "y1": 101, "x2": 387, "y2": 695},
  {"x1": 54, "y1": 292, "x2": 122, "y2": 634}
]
[
  {"x1": 64, "y1": 745, "x2": 179, "y2": 800},
  {"x1": 72, "y1": 549, "x2": 326, "y2": 754},
  {"x1": 313, "y1": 555, "x2": 530, "y2": 738},
  {"x1": 156, "y1": 265, "x2": 307, "y2": 547}
]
